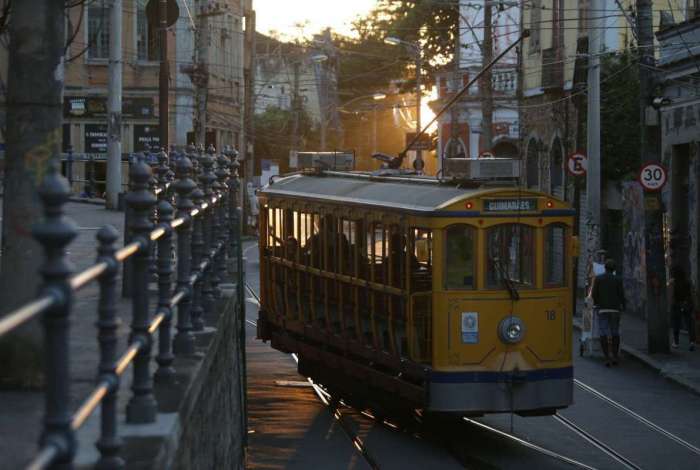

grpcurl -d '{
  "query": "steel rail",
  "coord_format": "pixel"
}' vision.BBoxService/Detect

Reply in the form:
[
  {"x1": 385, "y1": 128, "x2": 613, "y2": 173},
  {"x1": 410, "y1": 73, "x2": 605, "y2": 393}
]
[
  {"x1": 69, "y1": 262, "x2": 109, "y2": 291},
  {"x1": 115, "y1": 241, "x2": 141, "y2": 262},
  {"x1": 554, "y1": 413, "x2": 642, "y2": 470},
  {"x1": 71, "y1": 381, "x2": 110, "y2": 431},
  {"x1": 574, "y1": 379, "x2": 700, "y2": 457},
  {"x1": 462, "y1": 417, "x2": 597, "y2": 470},
  {"x1": 0, "y1": 295, "x2": 55, "y2": 337},
  {"x1": 25, "y1": 445, "x2": 58, "y2": 470},
  {"x1": 244, "y1": 282, "x2": 379, "y2": 468}
]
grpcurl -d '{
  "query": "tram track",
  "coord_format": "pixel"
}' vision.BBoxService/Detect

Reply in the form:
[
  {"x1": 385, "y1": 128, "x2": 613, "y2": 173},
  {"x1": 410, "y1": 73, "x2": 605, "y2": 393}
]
[
  {"x1": 244, "y1": 282, "x2": 381, "y2": 470},
  {"x1": 574, "y1": 379, "x2": 700, "y2": 457}
]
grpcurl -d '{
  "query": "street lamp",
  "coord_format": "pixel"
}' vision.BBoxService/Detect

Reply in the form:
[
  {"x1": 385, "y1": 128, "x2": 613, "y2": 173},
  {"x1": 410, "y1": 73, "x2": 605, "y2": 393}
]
[{"x1": 385, "y1": 36, "x2": 423, "y2": 172}]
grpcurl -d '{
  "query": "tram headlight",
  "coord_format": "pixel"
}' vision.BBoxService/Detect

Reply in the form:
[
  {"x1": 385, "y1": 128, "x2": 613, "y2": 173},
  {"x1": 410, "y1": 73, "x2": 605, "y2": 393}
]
[{"x1": 498, "y1": 316, "x2": 525, "y2": 344}]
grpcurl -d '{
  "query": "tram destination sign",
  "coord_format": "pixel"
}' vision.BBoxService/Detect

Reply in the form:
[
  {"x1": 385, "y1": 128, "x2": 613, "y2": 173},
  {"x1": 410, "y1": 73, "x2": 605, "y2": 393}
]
[{"x1": 483, "y1": 198, "x2": 538, "y2": 213}]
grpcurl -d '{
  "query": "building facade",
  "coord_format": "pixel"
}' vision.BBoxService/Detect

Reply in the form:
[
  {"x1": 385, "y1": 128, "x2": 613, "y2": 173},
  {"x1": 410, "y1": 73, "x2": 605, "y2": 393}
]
[
  {"x1": 656, "y1": 7, "x2": 700, "y2": 315},
  {"x1": 432, "y1": 0, "x2": 520, "y2": 172}
]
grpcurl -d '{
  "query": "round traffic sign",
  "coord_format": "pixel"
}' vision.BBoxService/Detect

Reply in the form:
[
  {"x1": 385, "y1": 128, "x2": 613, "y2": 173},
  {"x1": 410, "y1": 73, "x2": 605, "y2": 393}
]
[
  {"x1": 638, "y1": 163, "x2": 667, "y2": 192},
  {"x1": 566, "y1": 152, "x2": 587, "y2": 176}
]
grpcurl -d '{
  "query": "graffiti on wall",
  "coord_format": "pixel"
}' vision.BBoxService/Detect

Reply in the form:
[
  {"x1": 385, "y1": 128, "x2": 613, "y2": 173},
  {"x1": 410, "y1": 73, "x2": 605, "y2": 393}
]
[{"x1": 622, "y1": 182, "x2": 647, "y2": 318}]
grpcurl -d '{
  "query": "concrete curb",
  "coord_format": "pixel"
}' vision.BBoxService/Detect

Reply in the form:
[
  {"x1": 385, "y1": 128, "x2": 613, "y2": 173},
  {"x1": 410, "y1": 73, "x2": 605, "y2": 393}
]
[
  {"x1": 573, "y1": 318, "x2": 700, "y2": 397},
  {"x1": 68, "y1": 197, "x2": 108, "y2": 206}
]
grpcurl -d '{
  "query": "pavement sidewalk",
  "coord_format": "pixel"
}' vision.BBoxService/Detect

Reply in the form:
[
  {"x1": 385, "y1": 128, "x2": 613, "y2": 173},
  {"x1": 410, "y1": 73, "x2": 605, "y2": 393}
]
[{"x1": 573, "y1": 312, "x2": 700, "y2": 397}]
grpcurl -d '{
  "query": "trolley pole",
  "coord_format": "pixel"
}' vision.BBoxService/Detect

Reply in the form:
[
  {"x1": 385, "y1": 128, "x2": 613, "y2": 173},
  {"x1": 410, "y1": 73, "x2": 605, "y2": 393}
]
[{"x1": 636, "y1": 0, "x2": 669, "y2": 354}]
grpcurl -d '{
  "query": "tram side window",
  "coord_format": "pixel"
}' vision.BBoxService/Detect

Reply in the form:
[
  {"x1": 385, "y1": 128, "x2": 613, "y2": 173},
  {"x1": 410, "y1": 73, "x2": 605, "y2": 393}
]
[
  {"x1": 411, "y1": 228, "x2": 433, "y2": 292},
  {"x1": 486, "y1": 224, "x2": 535, "y2": 288},
  {"x1": 445, "y1": 225, "x2": 476, "y2": 289},
  {"x1": 267, "y1": 207, "x2": 284, "y2": 249},
  {"x1": 545, "y1": 225, "x2": 566, "y2": 286}
]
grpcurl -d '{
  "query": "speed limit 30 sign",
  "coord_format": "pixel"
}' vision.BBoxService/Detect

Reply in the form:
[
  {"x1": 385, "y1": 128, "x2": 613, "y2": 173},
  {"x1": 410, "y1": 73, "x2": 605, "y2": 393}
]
[{"x1": 638, "y1": 163, "x2": 668, "y2": 192}]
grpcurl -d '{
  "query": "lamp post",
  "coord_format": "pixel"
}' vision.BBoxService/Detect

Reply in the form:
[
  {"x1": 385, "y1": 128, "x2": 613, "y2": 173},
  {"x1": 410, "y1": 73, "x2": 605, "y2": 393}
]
[{"x1": 385, "y1": 36, "x2": 423, "y2": 172}]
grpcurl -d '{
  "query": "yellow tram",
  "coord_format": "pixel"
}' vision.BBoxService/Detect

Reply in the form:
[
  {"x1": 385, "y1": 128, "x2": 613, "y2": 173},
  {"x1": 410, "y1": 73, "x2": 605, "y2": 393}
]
[{"x1": 257, "y1": 170, "x2": 576, "y2": 416}]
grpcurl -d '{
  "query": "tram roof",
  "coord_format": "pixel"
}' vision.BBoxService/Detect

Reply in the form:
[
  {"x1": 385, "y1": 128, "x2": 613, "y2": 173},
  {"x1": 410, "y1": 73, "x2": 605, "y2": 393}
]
[{"x1": 259, "y1": 172, "x2": 510, "y2": 213}]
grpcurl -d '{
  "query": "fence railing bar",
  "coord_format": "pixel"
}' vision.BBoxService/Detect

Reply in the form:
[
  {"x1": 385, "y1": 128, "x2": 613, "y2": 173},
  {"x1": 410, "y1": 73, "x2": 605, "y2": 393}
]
[
  {"x1": 149, "y1": 226, "x2": 166, "y2": 242},
  {"x1": 148, "y1": 312, "x2": 166, "y2": 335},
  {"x1": 14, "y1": 145, "x2": 244, "y2": 468},
  {"x1": 115, "y1": 241, "x2": 141, "y2": 263},
  {"x1": 69, "y1": 261, "x2": 109, "y2": 291},
  {"x1": 171, "y1": 217, "x2": 186, "y2": 230},
  {"x1": 25, "y1": 445, "x2": 58, "y2": 470},
  {"x1": 0, "y1": 294, "x2": 55, "y2": 337},
  {"x1": 71, "y1": 381, "x2": 110, "y2": 431},
  {"x1": 114, "y1": 343, "x2": 141, "y2": 376},
  {"x1": 170, "y1": 289, "x2": 186, "y2": 308}
]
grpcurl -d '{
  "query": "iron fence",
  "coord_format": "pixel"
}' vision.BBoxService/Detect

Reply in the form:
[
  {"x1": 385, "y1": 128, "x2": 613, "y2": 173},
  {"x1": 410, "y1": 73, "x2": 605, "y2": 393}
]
[{"x1": 0, "y1": 144, "x2": 245, "y2": 469}]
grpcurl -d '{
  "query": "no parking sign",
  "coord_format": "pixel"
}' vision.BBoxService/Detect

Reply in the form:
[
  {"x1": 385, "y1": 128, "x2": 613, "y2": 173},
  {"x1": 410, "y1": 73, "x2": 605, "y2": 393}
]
[{"x1": 566, "y1": 152, "x2": 587, "y2": 176}]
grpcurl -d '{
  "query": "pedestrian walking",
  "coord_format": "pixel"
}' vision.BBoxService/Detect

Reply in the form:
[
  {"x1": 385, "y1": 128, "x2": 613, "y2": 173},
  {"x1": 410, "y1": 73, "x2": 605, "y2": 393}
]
[
  {"x1": 669, "y1": 267, "x2": 696, "y2": 351},
  {"x1": 592, "y1": 259, "x2": 626, "y2": 367}
]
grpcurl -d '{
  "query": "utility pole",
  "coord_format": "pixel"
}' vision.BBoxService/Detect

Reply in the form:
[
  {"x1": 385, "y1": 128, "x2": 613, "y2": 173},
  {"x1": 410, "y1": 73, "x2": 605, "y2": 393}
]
[
  {"x1": 106, "y1": 0, "x2": 123, "y2": 210},
  {"x1": 586, "y1": 0, "x2": 602, "y2": 273},
  {"x1": 159, "y1": 0, "x2": 169, "y2": 149},
  {"x1": 414, "y1": 49, "x2": 423, "y2": 171},
  {"x1": 291, "y1": 61, "x2": 301, "y2": 151},
  {"x1": 195, "y1": 0, "x2": 210, "y2": 147},
  {"x1": 480, "y1": 0, "x2": 494, "y2": 153},
  {"x1": 636, "y1": 0, "x2": 669, "y2": 354},
  {"x1": 0, "y1": 0, "x2": 65, "y2": 376}
]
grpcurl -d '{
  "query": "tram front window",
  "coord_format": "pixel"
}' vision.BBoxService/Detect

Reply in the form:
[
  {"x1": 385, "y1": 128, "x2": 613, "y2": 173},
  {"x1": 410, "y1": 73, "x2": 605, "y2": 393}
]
[
  {"x1": 445, "y1": 225, "x2": 476, "y2": 289},
  {"x1": 486, "y1": 224, "x2": 534, "y2": 288}
]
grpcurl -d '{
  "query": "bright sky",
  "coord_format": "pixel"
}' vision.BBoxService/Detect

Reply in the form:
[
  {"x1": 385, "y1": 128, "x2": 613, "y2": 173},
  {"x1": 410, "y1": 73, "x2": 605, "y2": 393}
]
[{"x1": 254, "y1": 0, "x2": 378, "y2": 39}]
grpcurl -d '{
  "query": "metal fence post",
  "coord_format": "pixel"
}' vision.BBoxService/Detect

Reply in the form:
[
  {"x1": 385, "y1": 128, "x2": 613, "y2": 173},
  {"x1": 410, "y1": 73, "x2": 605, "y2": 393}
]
[
  {"x1": 125, "y1": 159, "x2": 158, "y2": 424},
  {"x1": 216, "y1": 151, "x2": 231, "y2": 287},
  {"x1": 66, "y1": 145, "x2": 74, "y2": 189},
  {"x1": 95, "y1": 225, "x2": 124, "y2": 469},
  {"x1": 173, "y1": 151, "x2": 196, "y2": 355},
  {"x1": 199, "y1": 145, "x2": 217, "y2": 314},
  {"x1": 154, "y1": 153, "x2": 175, "y2": 382},
  {"x1": 190, "y1": 179, "x2": 205, "y2": 332},
  {"x1": 33, "y1": 163, "x2": 78, "y2": 468}
]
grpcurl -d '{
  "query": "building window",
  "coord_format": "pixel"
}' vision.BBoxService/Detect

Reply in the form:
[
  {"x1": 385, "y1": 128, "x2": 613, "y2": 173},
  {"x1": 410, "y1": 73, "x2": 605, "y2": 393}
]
[
  {"x1": 137, "y1": 0, "x2": 160, "y2": 61},
  {"x1": 529, "y1": 0, "x2": 541, "y2": 54},
  {"x1": 87, "y1": 0, "x2": 110, "y2": 60}
]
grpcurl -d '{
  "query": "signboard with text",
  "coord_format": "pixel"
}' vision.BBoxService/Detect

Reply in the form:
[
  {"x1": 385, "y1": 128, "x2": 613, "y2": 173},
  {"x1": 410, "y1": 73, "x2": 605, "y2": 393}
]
[
  {"x1": 483, "y1": 198, "x2": 538, "y2": 213},
  {"x1": 84, "y1": 124, "x2": 108, "y2": 154},
  {"x1": 64, "y1": 97, "x2": 155, "y2": 119},
  {"x1": 405, "y1": 132, "x2": 433, "y2": 150},
  {"x1": 134, "y1": 125, "x2": 160, "y2": 152},
  {"x1": 638, "y1": 162, "x2": 667, "y2": 192}
]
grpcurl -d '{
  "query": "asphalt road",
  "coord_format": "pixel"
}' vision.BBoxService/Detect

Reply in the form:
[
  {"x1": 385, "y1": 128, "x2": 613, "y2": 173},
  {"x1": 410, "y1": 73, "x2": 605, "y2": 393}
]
[{"x1": 243, "y1": 241, "x2": 700, "y2": 469}]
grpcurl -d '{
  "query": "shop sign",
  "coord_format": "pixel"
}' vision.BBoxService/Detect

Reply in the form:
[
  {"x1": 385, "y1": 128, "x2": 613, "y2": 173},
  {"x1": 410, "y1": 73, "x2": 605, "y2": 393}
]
[
  {"x1": 134, "y1": 125, "x2": 160, "y2": 152},
  {"x1": 65, "y1": 97, "x2": 155, "y2": 119},
  {"x1": 84, "y1": 124, "x2": 108, "y2": 154}
]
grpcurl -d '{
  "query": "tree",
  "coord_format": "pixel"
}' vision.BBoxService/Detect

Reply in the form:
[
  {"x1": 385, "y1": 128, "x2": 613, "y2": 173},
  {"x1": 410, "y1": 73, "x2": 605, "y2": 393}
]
[
  {"x1": 363, "y1": 0, "x2": 458, "y2": 78},
  {"x1": 600, "y1": 51, "x2": 641, "y2": 181},
  {"x1": 253, "y1": 106, "x2": 319, "y2": 173},
  {"x1": 0, "y1": 0, "x2": 66, "y2": 387}
]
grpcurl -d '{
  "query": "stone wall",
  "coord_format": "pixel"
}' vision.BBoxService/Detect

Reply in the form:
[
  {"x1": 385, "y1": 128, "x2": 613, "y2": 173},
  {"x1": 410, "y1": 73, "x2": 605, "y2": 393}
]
[{"x1": 172, "y1": 294, "x2": 245, "y2": 470}]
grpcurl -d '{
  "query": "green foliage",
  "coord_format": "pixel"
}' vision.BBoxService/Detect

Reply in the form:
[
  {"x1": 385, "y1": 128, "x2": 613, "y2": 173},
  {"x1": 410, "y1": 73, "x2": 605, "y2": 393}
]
[
  {"x1": 600, "y1": 51, "x2": 641, "y2": 181},
  {"x1": 253, "y1": 106, "x2": 319, "y2": 168},
  {"x1": 373, "y1": 0, "x2": 458, "y2": 72}
]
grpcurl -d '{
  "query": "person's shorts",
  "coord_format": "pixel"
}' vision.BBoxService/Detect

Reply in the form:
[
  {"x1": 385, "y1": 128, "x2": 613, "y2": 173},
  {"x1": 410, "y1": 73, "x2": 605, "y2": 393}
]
[{"x1": 598, "y1": 309, "x2": 621, "y2": 336}]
